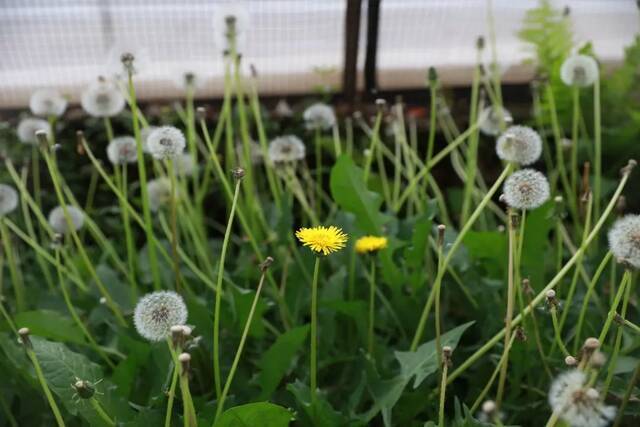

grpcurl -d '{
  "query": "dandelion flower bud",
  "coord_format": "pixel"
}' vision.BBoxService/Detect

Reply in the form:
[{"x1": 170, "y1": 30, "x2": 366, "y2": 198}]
[
  {"x1": 147, "y1": 126, "x2": 186, "y2": 160},
  {"x1": 303, "y1": 103, "x2": 336, "y2": 131},
  {"x1": 106, "y1": 136, "x2": 138, "y2": 165},
  {"x1": 503, "y1": 169, "x2": 550, "y2": 210},
  {"x1": 18, "y1": 327, "x2": 32, "y2": 348},
  {"x1": 29, "y1": 89, "x2": 67, "y2": 118},
  {"x1": 481, "y1": 400, "x2": 496, "y2": 415},
  {"x1": 478, "y1": 106, "x2": 512, "y2": 136},
  {"x1": 48, "y1": 205, "x2": 84, "y2": 234},
  {"x1": 496, "y1": 126, "x2": 542, "y2": 165},
  {"x1": 0, "y1": 184, "x2": 19, "y2": 216},
  {"x1": 134, "y1": 291, "x2": 188, "y2": 342},
  {"x1": 564, "y1": 355, "x2": 577, "y2": 366},
  {"x1": 268, "y1": 135, "x2": 306, "y2": 163},
  {"x1": 584, "y1": 337, "x2": 600, "y2": 350},
  {"x1": 17, "y1": 118, "x2": 51, "y2": 145},
  {"x1": 549, "y1": 370, "x2": 615, "y2": 427},
  {"x1": 81, "y1": 78, "x2": 125, "y2": 118},
  {"x1": 147, "y1": 178, "x2": 172, "y2": 212},
  {"x1": 178, "y1": 352, "x2": 191, "y2": 374},
  {"x1": 560, "y1": 55, "x2": 599, "y2": 87},
  {"x1": 607, "y1": 214, "x2": 640, "y2": 269}
]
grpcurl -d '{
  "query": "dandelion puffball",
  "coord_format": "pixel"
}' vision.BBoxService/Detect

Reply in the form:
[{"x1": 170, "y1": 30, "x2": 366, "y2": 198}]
[
  {"x1": 0, "y1": 184, "x2": 19, "y2": 216},
  {"x1": 303, "y1": 103, "x2": 336, "y2": 131},
  {"x1": 134, "y1": 291, "x2": 188, "y2": 342},
  {"x1": 560, "y1": 55, "x2": 599, "y2": 88},
  {"x1": 81, "y1": 79, "x2": 125, "y2": 118},
  {"x1": 147, "y1": 178, "x2": 172, "y2": 212},
  {"x1": 48, "y1": 205, "x2": 85, "y2": 234},
  {"x1": 17, "y1": 118, "x2": 51, "y2": 145},
  {"x1": 268, "y1": 135, "x2": 306, "y2": 163},
  {"x1": 503, "y1": 169, "x2": 550, "y2": 210},
  {"x1": 608, "y1": 214, "x2": 640, "y2": 269},
  {"x1": 107, "y1": 136, "x2": 138, "y2": 165},
  {"x1": 479, "y1": 106, "x2": 512, "y2": 136},
  {"x1": 496, "y1": 125, "x2": 542, "y2": 165},
  {"x1": 548, "y1": 370, "x2": 616, "y2": 427},
  {"x1": 146, "y1": 126, "x2": 186, "y2": 160},
  {"x1": 29, "y1": 89, "x2": 67, "y2": 118}
]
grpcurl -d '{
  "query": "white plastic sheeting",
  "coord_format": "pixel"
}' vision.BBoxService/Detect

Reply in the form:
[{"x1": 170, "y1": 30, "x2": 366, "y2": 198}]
[{"x1": 0, "y1": 0, "x2": 638, "y2": 108}]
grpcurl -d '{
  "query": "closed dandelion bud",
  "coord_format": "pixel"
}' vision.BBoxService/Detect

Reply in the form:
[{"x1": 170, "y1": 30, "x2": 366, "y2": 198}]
[
  {"x1": 607, "y1": 214, "x2": 640, "y2": 269},
  {"x1": 481, "y1": 400, "x2": 496, "y2": 416},
  {"x1": 375, "y1": 98, "x2": 386, "y2": 113},
  {"x1": 72, "y1": 379, "x2": 95, "y2": 399},
  {"x1": 30, "y1": 89, "x2": 67, "y2": 118},
  {"x1": 196, "y1": 107, "x2": 207, "y2": 121},
  {"x1": 107, "y1": 136, "x2": 138, "y2": 165},
  {"x1": 181, "y1": 326, "x2": 192, "y2": 338},
  {"x1": 545, "y1": 289, "x2": 557, "y2": 309},
  {"x1": 35, "y1": 129, "x2": 50, "y2": 149},
  {"x1": 17, "y1": 118, "x2": 51, "y2": 145},
  {"x1": 442, "y1": 346, "x2": 453, "y2": 367},
  {"x1": 268, "y1": 135, "x2": 306, "y2": 163},
  {"x1": 134, "y1": 291, "x2": 188, "y2": 342},
  {"x1": 621, "y1": 159, "x2": 637, "y2": 176},
  {"x1": 0, "y1": 184, "x2": 19, "y2": 216},
  {"x1": 147, "y1": 126, "x2": 186, "y2": 160},
  {"x1": 260, "y1": 256, "x2": 274, "y2": 272},
  {"x1": 81, "y1": 78, "x2": 125, "y2": 118},
  {"x1": 565, "y1": 355, "x2": 577, "y2": 366},
  {"x1": 560, "y1": 55, "x2": 599, "y2": 87},
  {"x1": 496, "y1": 126, "x2": 542, "y2": 165},
  {"x1": 232, "y1": 167, "x2": 245, "y2": 180},
  {"x1": 476, "y1": 36, "x2": 485, "y2": 50},
  {"x1": 522, "y1": 279, "x2": 533, "y2": 296},
  {"x1": 48, "y1": 205, "x2": 85, "y2": 234},
  {"x1": 18, "y1": 327, "x2": 32, "y2": 348},
  {"x1": 479, "y1": 106, "x2": 512, "y2": 136},
  {"x1": 428, "y1": 67, "x2": 438, "y2": 84},
  {"x1": 503, "y1": 169, "x2": 550, "y2": 210},
  {"x1": 171, "y1": 325, "x2": 185, "y2": 347},
  {"x1": 147, "y1": 178, "x2": 172, "y2": 212},
  {"x1": 590, "y1": 351, "x2": 606, "y2": 368},
  {"x1": 303, "y1": 103, "x2": 336, "y2": 130},
  {"x1": 178, "y1": 352, "x2": 191, "y2": 375},
  {"x1": 437, "y1": 224, "x2": 446, "y2": 248}
]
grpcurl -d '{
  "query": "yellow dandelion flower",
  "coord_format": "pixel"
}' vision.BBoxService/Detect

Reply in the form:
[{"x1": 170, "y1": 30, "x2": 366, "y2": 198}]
[
  {"x1": 295, "y1": 225, "x2": 348, "y2": 256},
  {"x1": 355, "y1": 235, "x2": 388, "y2": 254}
]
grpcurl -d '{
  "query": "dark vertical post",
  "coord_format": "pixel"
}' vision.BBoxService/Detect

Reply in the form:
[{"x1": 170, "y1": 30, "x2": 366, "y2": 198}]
[
  {"x1": 364, "y1": 0, "x2": 381, "y2": 97},
  {"x1": 343, "y1": 0, "x2": 362, "y2": 105}
]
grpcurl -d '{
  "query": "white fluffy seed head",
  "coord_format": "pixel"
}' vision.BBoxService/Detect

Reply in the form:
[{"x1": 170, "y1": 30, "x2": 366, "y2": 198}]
[
  {"x1": 134, "y1": 291, "x2": 188, "y2": 342},
  {"x1": 479, "y1": 106, "x2": 513, "y2": 136},
  {"x1": 503, "y1": 169, "x2": 550, "y2": 210},
  {"x1": 81, "y1": 79, "x2": 125, "y2": 118},
  {"x1": 268, "y1": 135, "x2": 306, "y2": 163},
  {"x1": 147, "y1": 178, "x2": 172, "y2": 212},
  {"x1": 48, "y1": 205, "x2": 85, "y2": 234},
  {"x1": 173, "y1": 153, "x2": 198, "y2": 177},
  {"x1": 303, "y1": 103, "x2": 336, "y2": 131},
  {"x1": 146, "y1": 126, "x2": 186, "y2": 160},
  {"x1": 549, "y1": 370, "x2": 616, "y2": 427},
  {"x1": 106, "y1": 136, "x2": 138, "y2": 165},
  {"x1": 0, "y1": 184, "x2": 19, "y2": 216},
  {"x1": 607, "y1": 214, "x2": 640, "y2": 269},
  {"x1": 496, "y1": 126, "x2": 543, "y2": 165},
  {"x1": 17, "y1": 118, "x2": 51, "y2": 145},
  {"x1": 29, "y1": 89, "x2": 67, "y2": 118},
  {"x1": 560, "y1": 55, "x2": 599, "y2": 88}
]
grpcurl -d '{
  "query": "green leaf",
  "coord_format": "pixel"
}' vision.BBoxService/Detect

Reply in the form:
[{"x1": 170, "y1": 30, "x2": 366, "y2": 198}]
[
  {"x1": 214, "y1": 402, "x2": 293, "y2": 427},
  {"x1": 257, "y1": 325, "x2": 309, "y2": 400},
  {"x1": 287, "y1": 380, "x2": 347, "y2": 427},
  {"x1": 233, "y1": 286, "x2": 268, "y2": 338},
  {"x1": 13, "y1": 310, "x2": 87, "y2": 345}
]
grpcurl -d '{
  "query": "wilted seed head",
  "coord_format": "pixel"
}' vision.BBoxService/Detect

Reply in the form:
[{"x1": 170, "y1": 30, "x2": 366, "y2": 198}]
[
  {"x1": 496, "y1": 126, "x2": 543, "y2": 165},
  {"x1": 134, "y1": 291, "x2": 188, "y2": 342},
  {"x1": 146, "y1": 126, "x2": 186, "y2": 160},
  {"x1": 147, "y1": 178, "x2": 172, "y2": 212},
  {"x1": 560, "y1": 55, "x2": 599, "y2": 87},
  {"x1": 478, "y1": 106, "x2": 513, "y2": 136},
  {"x1": 48, "y1": 205, "x2": 85, "y2": 234},
  {"x1": 29, "y1": 89, "x2": 68, "y2": 118},
  {"x1": 503, "y1": 169, "x2": 550, "y2": 210},
  {"x1": 81, "y1": 78, "x2": 125, "y2": 118},
  {"x1": 106, "y1": 136, "x2": 138, "y2": 165},
  {"x1": 607, "y1": 214, "x2": 640, "y2": 269},
  {"x1": 268, "y1": 135, "x2": 306, "y2": 163},
  {"x1": 260, "y1": 256, "x2": 274, "y2": 272},
  {"x1": 0, "y1": 184, "x2": 19, "y2": 216},
  {"x1": 17, "y1": 118, "x2": 51, "y2": 145},
  {"x1": 303, "y1": 103, "x2": 336, "y2": 131}
]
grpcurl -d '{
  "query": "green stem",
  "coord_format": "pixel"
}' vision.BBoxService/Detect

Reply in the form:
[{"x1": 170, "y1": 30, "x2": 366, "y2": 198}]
[
  {"x1": 612, "y1": 361, "x2": 640, "y2": 427},
  {"x1": 26, "y1": 345, "x2": 66, "y2": 427},
  {"x1": 598, "y1": 270, "x2": 631, "y2": 343},
  {"x1": 602, "y1": 275, "x2": 633, "y2": 396},
  {"x1": 367, "y1": 258, "x2": 376, "y2": 355},
  {"x1": 89, "y1": 398, "x2": 115, "y2": 427},
  {"x1": 550, "y1": 308, "x2": 570, "y2": 358},
  {"x1": 570, "y1": 86, "x2": 580, "y2": 198},
  {"x1": 165, "y1": 340, "x2": 181, "y2": 427},
  {"x1": 593, "y1": 78, "x2": 602, "y2": 222},
  {"x1": 0, "y1": 220, "x2": 25, "y2": 311},
  {"x1": 363, "y1": 110, "x2": 383, "y2": 183},
  {"x1": 438, "y1": 362, "x2": 448, "y2": 427},
  {"x1": 167, "y1": 160, "x2": 182, "y2": 291},
  {"x1": 310, "y1": 257, "x2": 321, "y2": 406}
]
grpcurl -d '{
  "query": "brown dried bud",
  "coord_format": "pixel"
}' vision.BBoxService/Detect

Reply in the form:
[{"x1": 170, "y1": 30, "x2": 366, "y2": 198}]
[
  {"x1": 437, "y1": 224, "x2": 446, "y2": 248},
  {"x1": 260, "y1": 256, "x2": 274, "y2": 272},
  {"x1": 232, "y1": 167, "x2": 245, "y2": 180}
]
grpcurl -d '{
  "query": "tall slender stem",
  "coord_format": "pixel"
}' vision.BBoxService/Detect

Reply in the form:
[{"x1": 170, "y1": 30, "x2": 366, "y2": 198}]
[
  {"x1": 310, "y1": 256, "x2": 321, "y2": 406},
  {"x1": 0, "y1": 220, "x2": 25, "y2": 311},
  {"x1": 24, "y1": 339, "x2": 66, "y2": 427},
  {"x1": 367, "y1": 258, "x2": 376, "y2": 355},
  {"x1": 593, "y1": 78, "x2": 602, "y2": 222}
]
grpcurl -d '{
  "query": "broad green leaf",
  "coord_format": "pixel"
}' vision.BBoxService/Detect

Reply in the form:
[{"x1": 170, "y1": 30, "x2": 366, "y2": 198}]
[
  {"x1": 257, "y1": 325, "x2": 309, "y2": 400},
  {"x1": 14, "y1": 310, "x2": 86, "y2": 345},
  {"x1": 287, "y1": 380, "x2": 347, "y2": 427},
  {"x1": 214, "y1": 402, "x2": 293, "y2": 427}
]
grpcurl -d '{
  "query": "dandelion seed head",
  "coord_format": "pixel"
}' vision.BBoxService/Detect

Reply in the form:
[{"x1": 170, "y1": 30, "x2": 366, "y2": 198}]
[
  {"x1": 607, "y1": 214, "x2": 640, "y2": 269},
  {"x1": 29, "y1": 89, "x2": 67, "y2": 118},
  {"x1": 296, "y1": 225, "x2": 348, "y2": 256},
  {"x1": 479, "y1": 106, "x2": 512, "y2": 136},
  {"x1": 549, "y1": 370, "x2": 616, "y2": 427},
  {"x1": 268, "y1": 135, "x2": 306, "y2": 163},
  {"x1": 147, "y1": 126, "x2": 186, "y2": 160},
  {"x1": 303, "y1": 103, "x2": 336, "y2": 131},
  {"x1": 0, "y1": 184, "x2": 19, "y2": 216},
  {"x1": 561, "y1": 55, "x2": 599, "y2": 87},
  {"x1": 503, "y1": 169, "x2": 550, "y2": 210},
  {"x1": 48, "y1": 205, "x2": 85, "y2": 234},
  {"x1": 106, "y1": 136, "x2": 138, "y2": 165},
  {"x1": 274, "y1": 99, "x2": 293, "y2": 118},
  {"x1": 134, "y1": 291, "x2": 188, "y2": 342},
  {"x1": 355, "y1": 235, "x2": 388, "y2": 254},
  {"x1": 140, "y1": 126, "x2": 159, "y2": 153},
  {"x1": 147, "y1": 178, "x2": 173, "y2": 212},
  {"x1": 496, "y1": 126, "x2": 543, "y2": 165},
  {"x1": 81, "y1": 79, "x2": 125, "y2": 118},
  {"x1": 17, "y1": 118, "x2": 51, "y2": 145}
]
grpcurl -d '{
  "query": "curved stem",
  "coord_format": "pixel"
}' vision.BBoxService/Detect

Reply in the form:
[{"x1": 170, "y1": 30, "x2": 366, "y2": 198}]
[{"x1": 89, "y1": 398, "x2": 115, "y2": 427}]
